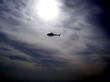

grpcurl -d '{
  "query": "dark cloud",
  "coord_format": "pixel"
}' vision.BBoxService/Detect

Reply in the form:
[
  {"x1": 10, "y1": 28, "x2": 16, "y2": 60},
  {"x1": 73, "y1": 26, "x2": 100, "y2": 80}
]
[{"x1": 0, "y1": 0, "x2": 110, "y2": 81}]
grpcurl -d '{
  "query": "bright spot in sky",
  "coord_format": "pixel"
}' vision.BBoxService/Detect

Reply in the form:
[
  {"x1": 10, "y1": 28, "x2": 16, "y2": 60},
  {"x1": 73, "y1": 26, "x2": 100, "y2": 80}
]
[{"x1": 37, "y1": 0, "x2": 59, "y2": 21}]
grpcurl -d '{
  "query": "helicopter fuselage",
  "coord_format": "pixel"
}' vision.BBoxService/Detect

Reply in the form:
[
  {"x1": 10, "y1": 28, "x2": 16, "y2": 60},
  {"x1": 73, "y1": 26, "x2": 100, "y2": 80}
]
[{"x1": 47, "y1": 33, "x2": 61, "y2": 37}]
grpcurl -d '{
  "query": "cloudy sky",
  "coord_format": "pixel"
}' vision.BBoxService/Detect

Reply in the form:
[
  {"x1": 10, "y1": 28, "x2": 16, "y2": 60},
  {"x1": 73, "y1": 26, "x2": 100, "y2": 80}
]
[{"x1": 0, "y1": 0, "x2": 110, "y2": 81}]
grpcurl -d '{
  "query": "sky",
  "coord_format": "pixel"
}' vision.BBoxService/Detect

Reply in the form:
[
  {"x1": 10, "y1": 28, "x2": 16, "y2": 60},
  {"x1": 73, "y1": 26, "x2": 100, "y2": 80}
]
[{"x1": 0, "y1": 0, "x2": 110, "y2": 81}]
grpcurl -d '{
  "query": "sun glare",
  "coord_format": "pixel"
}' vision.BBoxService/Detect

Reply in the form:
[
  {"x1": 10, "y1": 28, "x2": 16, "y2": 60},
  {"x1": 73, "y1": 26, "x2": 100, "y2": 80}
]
[{"x1": 37, "y1": 0, "x2": 59, "y2": 21}]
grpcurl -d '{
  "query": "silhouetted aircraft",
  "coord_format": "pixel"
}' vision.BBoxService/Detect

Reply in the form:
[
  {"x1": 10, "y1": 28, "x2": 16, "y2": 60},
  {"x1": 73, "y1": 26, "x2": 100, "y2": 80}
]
[{"x1": 47, "y1": 32, "x2": 61, "y2": 37}]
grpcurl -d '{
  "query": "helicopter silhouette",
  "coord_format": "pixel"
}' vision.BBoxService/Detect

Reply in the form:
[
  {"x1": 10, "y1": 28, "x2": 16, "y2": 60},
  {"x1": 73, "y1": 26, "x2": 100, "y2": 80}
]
[{"x1": 47, "y1": 32, "x2": 61, "y2": 37}]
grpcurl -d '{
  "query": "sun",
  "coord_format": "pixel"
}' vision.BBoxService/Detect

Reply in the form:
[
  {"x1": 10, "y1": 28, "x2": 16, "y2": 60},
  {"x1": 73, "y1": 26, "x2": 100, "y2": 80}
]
[{"x1": 37, "y1": 0, "x2": 59, "y2": 21}]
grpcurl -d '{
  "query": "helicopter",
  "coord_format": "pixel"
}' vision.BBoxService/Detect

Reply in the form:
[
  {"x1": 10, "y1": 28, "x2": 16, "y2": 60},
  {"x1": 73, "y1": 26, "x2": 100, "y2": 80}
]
[{"x1": 47, "y1": 32, "x2": 61, "y2": 37}]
